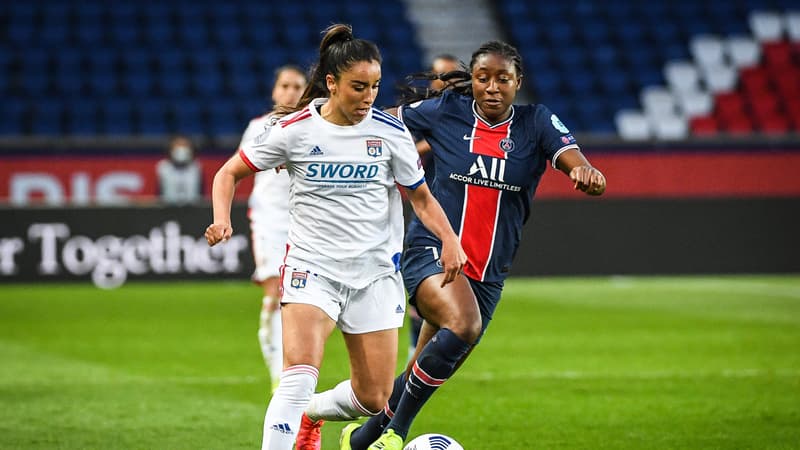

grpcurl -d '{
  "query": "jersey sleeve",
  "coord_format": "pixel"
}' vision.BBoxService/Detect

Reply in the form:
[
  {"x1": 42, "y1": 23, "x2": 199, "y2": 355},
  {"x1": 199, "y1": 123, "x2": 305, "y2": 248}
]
[
  {"x1": 390, "y1": 128, "x2": 426, "y2": 189},
  {"x1": 397, "y1": 92, "x2": 447, "y2": 135},
  {"x1": 238, "y1": 120, "x2": 288, "y2": 172},
  {"x1": 535, "y1": 105, "x2": 581, "y2": 169},
  {"x1": 238, "y1": 115, "x2": 268, "y2": 148}
]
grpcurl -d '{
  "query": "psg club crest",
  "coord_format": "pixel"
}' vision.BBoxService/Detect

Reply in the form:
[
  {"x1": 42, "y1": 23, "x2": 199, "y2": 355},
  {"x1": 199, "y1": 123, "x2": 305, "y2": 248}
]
[
  {"x1": 290, "y1": 271, "x2": 307, "y2": 289},
  {"x1": 366, "y1": 139, "x2": 383, "y2": 157},
  {"x1": 499, "y1": 137, "x2": 515, "y2": 152}
]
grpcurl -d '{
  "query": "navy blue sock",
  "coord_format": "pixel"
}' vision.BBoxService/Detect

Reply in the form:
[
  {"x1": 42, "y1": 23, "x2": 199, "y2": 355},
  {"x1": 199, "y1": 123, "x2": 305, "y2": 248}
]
[
  {"x1": 385, "y1": 328, "x2": 471, "y2": 439},
  {"x1": 349, "y1": 374, "x2": 405, "y2": 450}
]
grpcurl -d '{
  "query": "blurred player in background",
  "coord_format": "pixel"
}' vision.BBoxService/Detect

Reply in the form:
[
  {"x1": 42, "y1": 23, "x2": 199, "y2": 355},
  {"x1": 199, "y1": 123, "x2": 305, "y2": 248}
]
[
  {"x1": 206, "y1": 24, "x2": 465, "y2": 450},
  {"x1": 156, "y1": 135, "x2": 202, "y2": 205},
  {"x1": 343, "y1": 41, "x2": 607, "y2": 450},
  {"x1": 238, "y1": 65, "x2": 308, "y2": 392},
  {"x1": 406, "y1": 54, "x2": 461, "y2": 362}
]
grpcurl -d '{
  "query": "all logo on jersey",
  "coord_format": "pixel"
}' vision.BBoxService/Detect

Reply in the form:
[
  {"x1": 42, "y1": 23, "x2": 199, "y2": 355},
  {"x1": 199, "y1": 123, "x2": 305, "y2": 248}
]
[
  {"x1": 561, "y1": 134, "x2": 576, "y2": 144},
  {"x1": 308, "y1": 145, "x2": 324, "y2": 156},
  {"x1": 499, "y1": 137, "x2": 515, "y2": 152},
  {"x1": 290, "y1": 271, "x2": 308, "y2": 289},
  {"x1": 366, "y1": 139, "x2": 383, "y2": 157}
]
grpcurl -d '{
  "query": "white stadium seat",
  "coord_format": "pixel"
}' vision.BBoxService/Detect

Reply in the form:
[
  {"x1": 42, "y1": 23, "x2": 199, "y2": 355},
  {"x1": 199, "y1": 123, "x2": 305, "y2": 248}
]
[
  {"x1": 664, "y1": 60, "x2": 700, "y2": 93},
  {"x1": 676, "y1": 90, "x2": 713, "y2": 118},
  {"x1": 690, "y1": 35, "x2": 725, "y2": 69},
  {"x1": 615, "y1": 110, "x2": 652, "y2": 141},
  {"x1": 701, "y1": 64, "x2": 738, "y2": 93},
  {"x1": 651, "y1": 114, "x2": 689, "y2": 140},
  {"x1": 749, "y1": 11, "x2": 784, "y2": 42},
  {"x1": 640, "y1": 86, "x2": 677, "y2": 117},
  {"x1": 786, "y1": 11, "x2": 800, "y2": 41},
  {"x1": 725, "y1": 36, "x2": 762, "y2": 68}
]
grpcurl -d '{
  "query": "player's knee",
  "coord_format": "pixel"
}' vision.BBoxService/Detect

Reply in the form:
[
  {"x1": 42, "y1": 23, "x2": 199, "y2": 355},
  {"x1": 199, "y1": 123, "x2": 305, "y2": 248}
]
[
  {"x1": 450, "y1": 316, "x2": 482, "y2": 344},
  {"x1": 353, "y1": 385, "x2": 391, "y2": 415}
]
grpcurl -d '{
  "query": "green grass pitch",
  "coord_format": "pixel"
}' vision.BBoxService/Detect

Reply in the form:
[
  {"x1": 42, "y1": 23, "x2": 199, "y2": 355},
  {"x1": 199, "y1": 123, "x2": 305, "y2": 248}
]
[{"x1": 1, "y1": 276, "x2": 799, "y2": 449}]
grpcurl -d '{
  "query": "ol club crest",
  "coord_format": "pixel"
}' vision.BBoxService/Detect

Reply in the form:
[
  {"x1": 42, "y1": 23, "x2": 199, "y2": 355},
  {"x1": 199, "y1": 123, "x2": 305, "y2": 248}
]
[
  {"x1": 290, "y1": 271, "x2": 307, "y2": 289},
  {"x1": 366, "y1": 139, "x2": 383, "y2": 157}
]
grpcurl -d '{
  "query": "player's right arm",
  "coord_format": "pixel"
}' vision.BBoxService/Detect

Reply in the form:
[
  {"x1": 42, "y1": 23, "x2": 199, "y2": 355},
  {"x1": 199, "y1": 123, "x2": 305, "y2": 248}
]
[{"x1": 206, "y1": 154, "x2": 255, "y2": 246}]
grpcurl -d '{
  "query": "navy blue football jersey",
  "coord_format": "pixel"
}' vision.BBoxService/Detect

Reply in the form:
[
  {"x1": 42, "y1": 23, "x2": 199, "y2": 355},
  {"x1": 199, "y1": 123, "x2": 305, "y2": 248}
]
[{"x1": 398, "y1": 90, "x2": 580, "y2": 282}]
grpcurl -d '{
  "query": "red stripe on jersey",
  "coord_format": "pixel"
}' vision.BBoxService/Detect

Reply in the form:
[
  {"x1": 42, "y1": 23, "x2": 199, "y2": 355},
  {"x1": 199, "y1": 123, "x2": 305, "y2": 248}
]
[
  {"x1": 238, "y1": 148, "x2": 260, "y2": 172},
  {"x1": 460, "y1": 119, "x2": 511, "y2": 280},
  {"x1": 280, "y1": 107, "x2": 311, "y2": 128}
]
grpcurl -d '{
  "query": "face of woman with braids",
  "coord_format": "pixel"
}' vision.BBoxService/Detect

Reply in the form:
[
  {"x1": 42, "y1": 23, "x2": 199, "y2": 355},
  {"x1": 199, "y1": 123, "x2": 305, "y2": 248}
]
[
  {"x1": 471, "y1": 52, "x2": 522, "y2": 124},
  {"x1": 324, "y1": 60, "x2": 381, "y2": 125}
]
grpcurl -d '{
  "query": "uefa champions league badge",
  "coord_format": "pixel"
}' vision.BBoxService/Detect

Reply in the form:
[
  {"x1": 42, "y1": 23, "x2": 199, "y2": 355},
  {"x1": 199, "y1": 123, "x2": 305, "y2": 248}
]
[
  {"x1": 290, "y1": 271, "x2": 308, "y2": 289},
  {"x1": 366, "y1": 139, "x2": 383, "y2": 157}
]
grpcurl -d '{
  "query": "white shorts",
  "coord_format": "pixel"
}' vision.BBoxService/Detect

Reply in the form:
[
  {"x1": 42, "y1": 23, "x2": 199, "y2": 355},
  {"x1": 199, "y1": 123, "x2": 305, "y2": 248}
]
[
  {"x1": 251, "y1": 227, "x2": 287, "y2": 282},
  {"x1": 280, "y1": 265, "x2": 406, "y2": 334}
]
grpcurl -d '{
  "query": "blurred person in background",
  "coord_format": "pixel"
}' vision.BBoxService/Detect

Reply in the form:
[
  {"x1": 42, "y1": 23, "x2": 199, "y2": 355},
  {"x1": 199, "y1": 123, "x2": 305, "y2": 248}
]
[
  {"x1": 205, "y1": 24, "x2": 465, "y2": 450},
  {"x1": 156, "y1": 135, "x2": 202, "y2": 205},
  {"x1": 343, "y1": 40, "x2": 607, "y2": 450},
  {"x1": 238, "y1": 65, "x2": 308, "y2": 393},
  {"x1": 406, "y1": 54, "x2": 462, "y2": 362}
]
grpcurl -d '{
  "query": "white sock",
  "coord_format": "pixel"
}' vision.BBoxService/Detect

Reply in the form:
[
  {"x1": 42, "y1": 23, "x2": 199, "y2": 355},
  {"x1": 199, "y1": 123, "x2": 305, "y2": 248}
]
[
  {"x1": 259, "y1": 296, "x2": 283, "y2": 380},
  {"x1": 305, "y1": 379, "x2": 380, "y2": 422},
  {"x1": 268, "y1": 308, "x2": 283, "y2": 381},
  {"x1": 261, "y1": 365, "x2": 319, "y2": 450}
]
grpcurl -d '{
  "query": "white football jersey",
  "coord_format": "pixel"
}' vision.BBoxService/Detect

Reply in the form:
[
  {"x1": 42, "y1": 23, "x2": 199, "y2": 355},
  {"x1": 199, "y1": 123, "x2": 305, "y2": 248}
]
[
  {"x1": 239, "y1": 98, "x2": 425, "y2": 289},
  {"x1": 240, "y1": 113, "x2": 290, "y2": 233}
]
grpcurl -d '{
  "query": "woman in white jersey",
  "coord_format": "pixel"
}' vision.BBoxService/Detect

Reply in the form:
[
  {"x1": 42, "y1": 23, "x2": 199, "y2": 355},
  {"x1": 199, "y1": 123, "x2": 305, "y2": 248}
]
[
  {"x1": 205, "y1": 24, "x2": 466, "y2": 450},
  {"x1": 240, "y1": 65, "x2": 308, "y2": 392}
]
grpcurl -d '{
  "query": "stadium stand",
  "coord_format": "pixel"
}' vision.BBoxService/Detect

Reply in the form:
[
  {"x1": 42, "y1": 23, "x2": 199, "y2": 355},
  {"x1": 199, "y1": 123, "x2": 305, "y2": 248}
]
[
  {"x1": 1, "y1": 1, "x2": 798, "y2": 140},
  {"x1": 495, "y1": 0, "x2": 800, "y2": 139},
  {"x1": 0, "y1": 0, "x2": 424, "y2": 138}
]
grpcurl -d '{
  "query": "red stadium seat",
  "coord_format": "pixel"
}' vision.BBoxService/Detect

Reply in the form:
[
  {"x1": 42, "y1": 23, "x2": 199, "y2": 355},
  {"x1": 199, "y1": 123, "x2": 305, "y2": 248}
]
[
  {"x1": 762, "y1": 41, "x2": 794, "y2": 69},
  {"x1": 738, "y1": 66, "x2": 771, "y2": 95},
  {"x1": 689, "y1": 116, "x2": 719, "y2": 136},
  {"x1": 714, "y1": 92, "x2": 746, "y2": 120},
  {"x1": 755, "y1": 114, "x2": 790, "y2": 134},
  {"x1": 747, "y1": 94, "x2": 780, "y2": 117},
  {"x1": 721, "y1": 114, "x2": 754, "y2": 134}
]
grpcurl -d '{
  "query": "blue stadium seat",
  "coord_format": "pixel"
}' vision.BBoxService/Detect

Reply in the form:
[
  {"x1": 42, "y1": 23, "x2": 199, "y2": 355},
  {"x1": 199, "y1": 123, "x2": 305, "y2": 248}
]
[
  {"x1": 101, "y1": 100, "x2": 134, "y2": 135},
  {"x1": 144, "y1": 20, "x2": 172, "y2": 46},
  {"x1": 65, "y1": 101, "x2": 99, "y2": 135},
  {"x1": 207, "y1": 100, "x2": 242, "y2": 136},
  {"x1": 134, "y1": 100, "x2": 170, "y2": 135},
  {"x1": 122, "y1": 70, "x2": 155, "y2": 96},
  {"x1": 190, "y1": 71, "x2": 223, "y2": 96},
  {"x1": 171, "y1": 99, "x2": 205, "y2": 135},
  {"x1": 88, "y1": 71, "x2": 118, "y2": 97},
  {"x1": 227, "y1": 71, "x2": 260, "y2": 98},
  {"x1": 111, "y1": 23, "x2": 140, "y2": 46},
  {"x1": 55, "y1": 71, "x2": 84, "y2": 97},
  {"x1": 31, "y1": 101, "x2": 64, "y2": 135},
  {"x1": 158, "y1": 71, "x2": 189, "y2": 97},
  {"x1": 0, "y1": 99, "x2": 27, "y2": 135}
]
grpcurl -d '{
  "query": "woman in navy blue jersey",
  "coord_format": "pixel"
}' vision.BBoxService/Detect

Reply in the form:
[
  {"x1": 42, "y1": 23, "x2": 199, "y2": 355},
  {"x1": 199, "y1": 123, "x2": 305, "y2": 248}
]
[{"x1": 341, "y1": 40, "x2": 607, "y2": 450}]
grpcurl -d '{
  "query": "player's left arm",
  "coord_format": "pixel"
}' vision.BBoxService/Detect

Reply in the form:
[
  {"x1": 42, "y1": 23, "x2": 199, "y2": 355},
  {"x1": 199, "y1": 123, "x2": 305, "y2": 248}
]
[
  {"x1": 554, "y1": 149, "x2": 606, "y2": 196},
  {"x1": 405, "y1": 183, "x2": 467, "y2": 286}
]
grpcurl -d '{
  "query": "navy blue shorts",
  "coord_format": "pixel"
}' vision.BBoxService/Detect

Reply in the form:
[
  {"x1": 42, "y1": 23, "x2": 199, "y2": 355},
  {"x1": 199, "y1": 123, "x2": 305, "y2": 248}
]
[{"x1": 402, "y1": 245, "x2": 504, "y2": 339}]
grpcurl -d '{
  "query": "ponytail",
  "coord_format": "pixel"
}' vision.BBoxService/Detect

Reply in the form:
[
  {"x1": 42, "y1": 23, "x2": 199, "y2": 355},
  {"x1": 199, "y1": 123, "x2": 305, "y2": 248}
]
[{"x1": 292, "y1": 24, "x2": 382, "y2": 111}]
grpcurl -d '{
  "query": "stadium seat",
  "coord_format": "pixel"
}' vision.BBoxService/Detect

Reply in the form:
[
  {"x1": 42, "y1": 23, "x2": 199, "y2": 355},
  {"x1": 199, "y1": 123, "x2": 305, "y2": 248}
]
[
  {"x1": 725, "y1": 36, "x2": 762, "y2": 68},
  {"x1": 762, "y1": 41, "x2": 794, "y2": 68},
  {"x1": 641, "y1": 86, "x2": 677, "y2": 117},
  {"x1": 0, "y1": 100, "x2": 28, "y2": 135},
  {"x1": 749, "y1": 11, "x2": 785, "y2": 42},
  {"x1": 787, "y1": 11, "x2": 800, "y2": 41},
  {"x1": 615, "y1": 110, "x2": 652, "y2": 140},
  {"x1": 701, "y1": 64, "x2": 738, "y2": 93},
  {"x1": 31, "y1": 101, "x2": 64, "y2": 135},
  {"x1": 676, "y1": 90, "x2": 713, "y2": 118},
  {"x1": 664, "y1": 61, "x2": 700, "y2": 93},
  {"x1": 690, "y1": 35, "x2": 726, "y2": 69},
  {"x1": 689, "y1": 116, "x2": 720, "y2": 136},
  {"x1": 134, "y1": 101, "x2": 170, "y2": 135},
  {"x1": 65, "y1": 101, "x2": 99, "y2": 135},
  {"x1": 652, "y1": 114, "x2": 689, "y2": 140}
]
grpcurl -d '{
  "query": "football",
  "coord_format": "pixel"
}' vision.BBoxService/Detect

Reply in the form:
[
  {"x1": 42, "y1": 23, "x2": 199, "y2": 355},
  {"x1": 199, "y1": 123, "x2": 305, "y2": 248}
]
[{"x1": 403, "y1": 433, "x2": 464, "y2": 450}]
